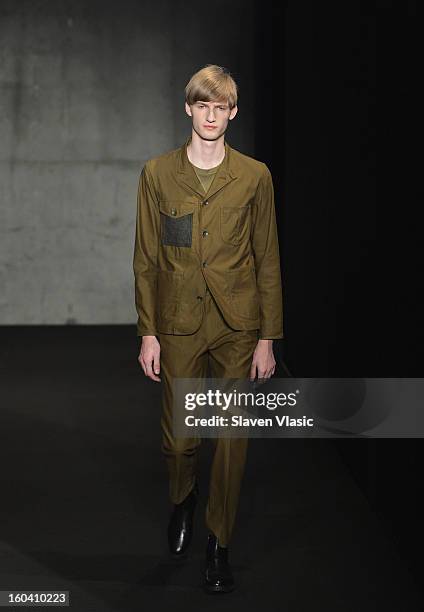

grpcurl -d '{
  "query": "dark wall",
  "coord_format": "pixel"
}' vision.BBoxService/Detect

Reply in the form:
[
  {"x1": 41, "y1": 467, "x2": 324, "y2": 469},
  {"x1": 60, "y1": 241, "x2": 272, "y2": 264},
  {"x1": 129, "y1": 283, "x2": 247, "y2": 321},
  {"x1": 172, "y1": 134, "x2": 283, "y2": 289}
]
[
  {"x1": 255, "y1": 1, "x2": 377, "y2": 377},
  {"x1": 257, "y1": 0, "x2": 421, "y2": 591}
]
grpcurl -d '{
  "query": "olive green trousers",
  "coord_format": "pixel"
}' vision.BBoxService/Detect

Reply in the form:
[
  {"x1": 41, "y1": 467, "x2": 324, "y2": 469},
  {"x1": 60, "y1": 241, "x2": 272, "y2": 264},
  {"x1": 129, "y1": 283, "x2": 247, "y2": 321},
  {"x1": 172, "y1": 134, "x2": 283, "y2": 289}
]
[{"x1": 158, "y1": 287, "x2": 258, "y2": 546}]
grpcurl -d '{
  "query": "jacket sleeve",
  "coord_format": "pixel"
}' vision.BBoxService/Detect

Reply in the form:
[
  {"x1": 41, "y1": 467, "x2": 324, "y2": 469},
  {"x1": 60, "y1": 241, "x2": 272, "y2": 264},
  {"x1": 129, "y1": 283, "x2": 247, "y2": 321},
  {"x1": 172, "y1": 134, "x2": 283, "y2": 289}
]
[
  {"x1": 251, "y1": 163, "x2": 284, "y2": 340},
  {"x1": 133, "y1": 160, "x2": 160, "y2": 337}
]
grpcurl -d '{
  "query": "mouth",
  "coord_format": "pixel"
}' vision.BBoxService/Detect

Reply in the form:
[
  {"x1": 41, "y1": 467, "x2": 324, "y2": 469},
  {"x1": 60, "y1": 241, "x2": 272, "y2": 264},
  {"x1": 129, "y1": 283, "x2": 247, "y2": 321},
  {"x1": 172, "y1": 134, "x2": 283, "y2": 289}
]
[{"x1": 203, "y1": 125, "x2": 217, "y2": 130}]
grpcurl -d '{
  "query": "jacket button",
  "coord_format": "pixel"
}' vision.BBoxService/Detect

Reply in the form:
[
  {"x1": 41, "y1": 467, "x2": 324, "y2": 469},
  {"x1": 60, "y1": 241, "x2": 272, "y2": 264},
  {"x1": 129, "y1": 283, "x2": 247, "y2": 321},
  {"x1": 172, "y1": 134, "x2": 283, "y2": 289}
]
[
  {"x1": 197, "y1": 295, "x2": 203, "y2": 301},
  {"x1": 171, "y1": 208, "x2": 176, "y2": 215},
  {"x1": 202, "y1": 261, "x2": 207, "y2": 267},
  {"x1": 202, "y1": 230, "x2": 209, "y2": 237},
  {"x1": 203, "y1": 200, "x2": 208, "y2": 206}
]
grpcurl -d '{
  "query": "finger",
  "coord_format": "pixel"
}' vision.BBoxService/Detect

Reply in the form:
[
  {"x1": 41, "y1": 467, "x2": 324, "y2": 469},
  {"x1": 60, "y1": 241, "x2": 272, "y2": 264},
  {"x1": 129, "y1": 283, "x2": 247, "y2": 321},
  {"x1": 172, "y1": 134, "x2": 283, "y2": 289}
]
[
  {"x1": 138, "y1": 354, "x2": 147, "y2": 376},
  {"x1": 145, "y1": 359, "x2": 161, "y2": 382},
  {"x1": 153, "y1": 355, "x2": 160, "y2": 376}
]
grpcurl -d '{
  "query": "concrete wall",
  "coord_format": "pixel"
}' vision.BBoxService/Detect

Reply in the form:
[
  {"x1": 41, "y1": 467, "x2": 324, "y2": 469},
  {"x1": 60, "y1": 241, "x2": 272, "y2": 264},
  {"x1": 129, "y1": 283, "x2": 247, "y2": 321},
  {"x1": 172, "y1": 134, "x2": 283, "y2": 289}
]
[{"x1": 0, "y1": 0, "x2": 255, "y2": 324}]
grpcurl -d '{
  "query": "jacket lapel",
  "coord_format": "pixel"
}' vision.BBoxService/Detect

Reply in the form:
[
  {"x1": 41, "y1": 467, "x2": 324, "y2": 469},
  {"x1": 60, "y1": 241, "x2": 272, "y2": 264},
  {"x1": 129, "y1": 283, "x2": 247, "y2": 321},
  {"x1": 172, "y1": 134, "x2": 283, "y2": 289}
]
[{"x1": 177, "y1": 135, "x2": 237, "y2": 200}]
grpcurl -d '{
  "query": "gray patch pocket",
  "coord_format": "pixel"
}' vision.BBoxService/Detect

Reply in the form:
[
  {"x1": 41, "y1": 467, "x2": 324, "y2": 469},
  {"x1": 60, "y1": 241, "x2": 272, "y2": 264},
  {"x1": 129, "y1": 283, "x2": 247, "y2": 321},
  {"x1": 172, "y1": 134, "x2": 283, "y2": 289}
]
[{"x1": 160, "y1": 202, "x2": 194, "y2": 247}]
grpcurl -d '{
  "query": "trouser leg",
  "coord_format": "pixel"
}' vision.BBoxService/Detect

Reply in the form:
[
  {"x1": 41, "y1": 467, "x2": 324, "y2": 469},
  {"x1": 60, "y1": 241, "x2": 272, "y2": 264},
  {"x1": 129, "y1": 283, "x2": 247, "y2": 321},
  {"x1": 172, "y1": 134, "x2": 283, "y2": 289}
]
[
  {"x1": 203, "y1": 291, "x2": 258, "y2": 546},
  {"x1": 158, "y1": 326, "x2": 209, "y2": 505}
]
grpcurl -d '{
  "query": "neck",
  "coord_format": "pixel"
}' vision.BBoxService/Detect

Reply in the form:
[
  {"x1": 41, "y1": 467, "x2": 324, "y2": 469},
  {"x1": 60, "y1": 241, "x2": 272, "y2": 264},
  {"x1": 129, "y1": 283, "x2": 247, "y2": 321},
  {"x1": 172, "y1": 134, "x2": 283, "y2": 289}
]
[{"x1": 186, "y1": 130, "x2": 226, "y2": 169}]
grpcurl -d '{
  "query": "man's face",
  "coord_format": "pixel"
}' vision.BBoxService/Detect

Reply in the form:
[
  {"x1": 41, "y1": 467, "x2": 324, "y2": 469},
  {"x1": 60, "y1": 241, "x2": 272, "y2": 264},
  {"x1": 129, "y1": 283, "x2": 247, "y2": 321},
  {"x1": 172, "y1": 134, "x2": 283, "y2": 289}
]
[{"x1": 185, "y1": 99, "x2": 238, "y2": 141}]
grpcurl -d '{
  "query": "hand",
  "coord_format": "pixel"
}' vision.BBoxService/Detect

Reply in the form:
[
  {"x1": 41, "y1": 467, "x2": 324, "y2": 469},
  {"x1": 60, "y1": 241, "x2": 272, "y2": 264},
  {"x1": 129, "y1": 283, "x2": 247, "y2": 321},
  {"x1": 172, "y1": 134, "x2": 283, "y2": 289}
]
[
  {"x1": 250, "y1": 339, "x2": 276, "y2": 382},
  {"x1": 138, "y1": 335, "x2": 161, "y2": 382}
]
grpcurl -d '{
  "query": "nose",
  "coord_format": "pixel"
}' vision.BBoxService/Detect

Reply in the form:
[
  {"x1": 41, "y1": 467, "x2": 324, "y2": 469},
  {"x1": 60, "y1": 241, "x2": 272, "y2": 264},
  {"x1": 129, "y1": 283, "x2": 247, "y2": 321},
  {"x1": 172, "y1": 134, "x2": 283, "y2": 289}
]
[{"x1": 207, "y1": 108, "x2": 216, "y2": 122}]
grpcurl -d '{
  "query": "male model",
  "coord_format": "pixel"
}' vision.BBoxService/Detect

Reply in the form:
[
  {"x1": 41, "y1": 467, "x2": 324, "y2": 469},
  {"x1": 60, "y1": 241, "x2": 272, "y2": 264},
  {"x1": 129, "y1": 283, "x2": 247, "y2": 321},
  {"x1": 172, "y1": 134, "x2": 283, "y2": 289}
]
[{"x1": 133, "y1": 64, "x2": 283, "y2": 593}]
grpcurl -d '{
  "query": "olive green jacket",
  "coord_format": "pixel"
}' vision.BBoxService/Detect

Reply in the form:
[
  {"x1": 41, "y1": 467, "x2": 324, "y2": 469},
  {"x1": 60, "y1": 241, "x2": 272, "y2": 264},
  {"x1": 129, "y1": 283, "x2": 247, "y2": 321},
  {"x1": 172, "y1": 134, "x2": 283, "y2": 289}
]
[{"x1": 133, "y1": 135, "x2": 284, "y2": 339}]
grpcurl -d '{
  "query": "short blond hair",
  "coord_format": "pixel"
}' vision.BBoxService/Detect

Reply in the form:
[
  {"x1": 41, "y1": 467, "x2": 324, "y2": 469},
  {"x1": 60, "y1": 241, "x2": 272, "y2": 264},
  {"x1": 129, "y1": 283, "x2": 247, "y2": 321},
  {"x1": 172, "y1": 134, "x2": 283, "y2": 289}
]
[{"x1": 185, "y1": 64, "x2": 238, "y2": 109}]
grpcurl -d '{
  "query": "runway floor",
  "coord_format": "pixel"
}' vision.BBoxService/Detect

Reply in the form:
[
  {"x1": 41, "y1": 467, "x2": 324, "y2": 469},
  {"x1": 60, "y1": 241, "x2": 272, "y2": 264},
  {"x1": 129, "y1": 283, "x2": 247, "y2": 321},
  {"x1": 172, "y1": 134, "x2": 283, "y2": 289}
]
[{"x1": 0, "y1": 326, "x2": 422, "y2": 611}]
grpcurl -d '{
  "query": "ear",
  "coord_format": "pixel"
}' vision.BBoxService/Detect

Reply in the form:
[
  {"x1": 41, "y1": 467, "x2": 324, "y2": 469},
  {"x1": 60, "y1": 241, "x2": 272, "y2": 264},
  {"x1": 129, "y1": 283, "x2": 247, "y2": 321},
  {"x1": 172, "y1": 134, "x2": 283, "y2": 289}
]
[
  {"x1": 229, "y1": 105, "x2": 238, "y2": 120},
  {"x1": 185, "y1": 102, "x2": 192, "y2": 117}
]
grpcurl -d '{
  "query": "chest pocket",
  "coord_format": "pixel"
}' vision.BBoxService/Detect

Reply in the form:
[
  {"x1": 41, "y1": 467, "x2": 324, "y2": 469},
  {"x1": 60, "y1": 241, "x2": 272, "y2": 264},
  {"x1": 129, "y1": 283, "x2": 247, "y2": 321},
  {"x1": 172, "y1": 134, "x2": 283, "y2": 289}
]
[
  {"x1": 159, "y1": 201, "x2": 195, "y2": 247},
  {"x1": 220, "y1": 205, "x2": 251, "y2": 246}
]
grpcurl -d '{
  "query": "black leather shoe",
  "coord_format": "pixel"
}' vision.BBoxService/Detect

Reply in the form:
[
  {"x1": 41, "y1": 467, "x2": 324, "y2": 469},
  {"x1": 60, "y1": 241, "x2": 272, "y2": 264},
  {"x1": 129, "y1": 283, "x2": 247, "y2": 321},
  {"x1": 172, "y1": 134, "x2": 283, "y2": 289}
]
[
  {"x1": 203, "y1": 532, "x2": 235, "y2": 593},
  {"x1": 167, "y1": 481, "x2": 199, "y2": 558}
]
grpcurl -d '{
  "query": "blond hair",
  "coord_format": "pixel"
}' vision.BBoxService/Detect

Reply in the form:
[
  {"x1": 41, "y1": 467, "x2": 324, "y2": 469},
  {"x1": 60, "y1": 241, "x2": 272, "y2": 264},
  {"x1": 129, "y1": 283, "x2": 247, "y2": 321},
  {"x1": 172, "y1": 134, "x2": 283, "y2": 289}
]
[{"x1": 185, "y1": 64, "x2": 238, "y2": 109}]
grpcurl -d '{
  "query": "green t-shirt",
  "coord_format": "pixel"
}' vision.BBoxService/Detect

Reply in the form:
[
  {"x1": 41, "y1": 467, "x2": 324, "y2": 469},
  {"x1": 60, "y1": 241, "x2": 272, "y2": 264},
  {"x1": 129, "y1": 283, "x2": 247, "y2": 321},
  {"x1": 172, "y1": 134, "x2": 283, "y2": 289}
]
[{"x1": 190, "y1": 160, "x2": 223, "y2": 195}]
